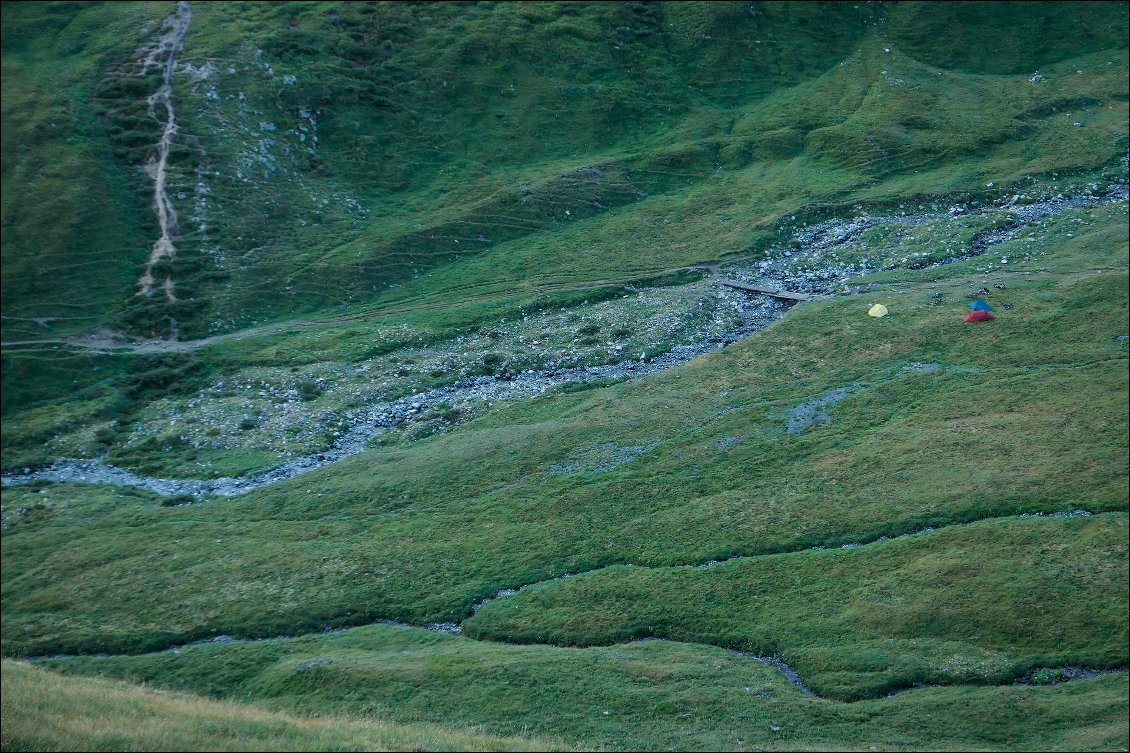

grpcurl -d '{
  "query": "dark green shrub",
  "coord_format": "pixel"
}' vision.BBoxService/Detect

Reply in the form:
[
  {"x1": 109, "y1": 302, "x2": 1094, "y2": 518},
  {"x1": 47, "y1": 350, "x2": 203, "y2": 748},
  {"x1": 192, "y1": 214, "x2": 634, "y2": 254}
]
[
  {"x1": 481, "y1": 352, "x2": 505, "y2": 374},
  {"x1": 297, "y1": 380, "x2": 322, "y2": 401},
  {"x1": 93, "y1": 425, "x2": 118, "y2": 446}
]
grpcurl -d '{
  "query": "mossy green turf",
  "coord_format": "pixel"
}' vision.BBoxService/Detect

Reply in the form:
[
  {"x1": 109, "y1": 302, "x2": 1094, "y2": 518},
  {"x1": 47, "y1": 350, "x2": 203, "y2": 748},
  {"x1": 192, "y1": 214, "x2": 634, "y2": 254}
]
[
  {"x1": 463, "y1": 514, "x2": 1128, "y2": 701},
  {"x1": 2, "y1": 1, "x2": 1128, "y2": 750},
  {"x1": 30, "y1": 628, "x2": 1130, "y2": 752}
]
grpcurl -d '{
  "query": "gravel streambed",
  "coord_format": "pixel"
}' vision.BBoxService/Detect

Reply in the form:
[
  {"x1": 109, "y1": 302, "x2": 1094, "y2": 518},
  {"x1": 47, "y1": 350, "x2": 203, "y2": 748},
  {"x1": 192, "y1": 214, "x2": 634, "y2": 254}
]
[{"x1": 4, "y1": 184, "x2": 1125, "y2": 496}]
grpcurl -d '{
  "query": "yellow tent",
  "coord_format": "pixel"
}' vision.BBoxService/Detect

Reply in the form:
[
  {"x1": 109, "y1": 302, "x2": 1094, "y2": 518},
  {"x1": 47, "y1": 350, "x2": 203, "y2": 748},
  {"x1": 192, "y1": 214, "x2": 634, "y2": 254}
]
[{"x1": 868, "y1": 303, "x2": 888, "y2": 318}]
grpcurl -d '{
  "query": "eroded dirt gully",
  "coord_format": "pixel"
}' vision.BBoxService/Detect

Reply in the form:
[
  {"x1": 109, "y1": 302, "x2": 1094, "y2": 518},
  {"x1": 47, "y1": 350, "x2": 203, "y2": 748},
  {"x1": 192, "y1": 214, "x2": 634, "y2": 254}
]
[
  {"x1": 4, "y1": 183, "x2": 1126, "y2": 495},
  {"x1": 138, "y1": 1, "x2": 192, "y2": 301}
]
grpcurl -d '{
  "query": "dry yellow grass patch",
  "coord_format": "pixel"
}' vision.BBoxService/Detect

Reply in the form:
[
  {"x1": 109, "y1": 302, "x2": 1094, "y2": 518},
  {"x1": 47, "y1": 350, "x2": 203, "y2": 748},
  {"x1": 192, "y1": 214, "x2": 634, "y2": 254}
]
[{"x1": 0, "y1": 660, "x2": 562, "y2": 752}]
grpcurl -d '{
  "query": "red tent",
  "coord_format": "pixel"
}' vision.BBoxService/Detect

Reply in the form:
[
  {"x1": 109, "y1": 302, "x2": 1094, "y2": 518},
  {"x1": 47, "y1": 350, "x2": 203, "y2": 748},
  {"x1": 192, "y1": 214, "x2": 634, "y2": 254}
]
[{"x1": 963, "y1": 310, "x2": 996, "y2": 323}]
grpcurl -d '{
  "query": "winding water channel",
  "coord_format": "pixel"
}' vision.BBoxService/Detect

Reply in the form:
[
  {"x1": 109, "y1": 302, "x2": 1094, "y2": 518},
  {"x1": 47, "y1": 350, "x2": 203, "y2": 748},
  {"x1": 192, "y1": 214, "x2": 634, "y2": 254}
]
[{"x1": 4, "y1": 183, "x2": 1126, "y2": 496}]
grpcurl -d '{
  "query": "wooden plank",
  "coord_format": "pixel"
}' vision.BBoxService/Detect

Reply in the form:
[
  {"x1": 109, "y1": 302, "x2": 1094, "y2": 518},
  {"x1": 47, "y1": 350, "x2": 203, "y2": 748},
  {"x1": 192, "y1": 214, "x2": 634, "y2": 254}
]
[{"x1": 719, "y1": 279, "x2": 816, "y2": 301}]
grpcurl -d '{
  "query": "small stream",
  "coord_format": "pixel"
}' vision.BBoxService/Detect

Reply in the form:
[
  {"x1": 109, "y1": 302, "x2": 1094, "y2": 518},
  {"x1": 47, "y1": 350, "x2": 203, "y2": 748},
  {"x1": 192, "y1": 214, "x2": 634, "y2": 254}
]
[{"x1": 3, "y1": 184, "x2": 1125, "y2": 497}]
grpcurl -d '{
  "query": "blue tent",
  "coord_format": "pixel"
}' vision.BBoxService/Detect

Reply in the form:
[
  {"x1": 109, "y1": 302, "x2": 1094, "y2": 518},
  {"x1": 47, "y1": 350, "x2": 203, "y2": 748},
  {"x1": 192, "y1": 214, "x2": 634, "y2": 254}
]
[{"x1": 970, "y1": 299, "x2": 993, "y2": 312}]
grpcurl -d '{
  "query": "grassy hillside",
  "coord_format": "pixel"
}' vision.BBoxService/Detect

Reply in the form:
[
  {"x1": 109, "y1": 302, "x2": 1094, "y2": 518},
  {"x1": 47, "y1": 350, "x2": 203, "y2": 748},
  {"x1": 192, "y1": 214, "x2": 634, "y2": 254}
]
[
  {"x1": 1, "y1": 2, "x2": 1127, "y2": 751},
  {"x1": 0, "y1": 3, "x2": 166, "y2": 340},
  {"x1": 0, "y1": 659, "x2": 558, "y2": 752},
  {"x1": 464, "y1": 514, "x2": 1128, "y2": 700},
  {"x1": 4, "y1": 206, "x2": 1128, "y2": 656},
  {"x1": 30, "y1": 628, "x2": 1130, "y2": 752},
  {"x1": 2, "y1": 1, "x2": 1127, "y2": 341}
]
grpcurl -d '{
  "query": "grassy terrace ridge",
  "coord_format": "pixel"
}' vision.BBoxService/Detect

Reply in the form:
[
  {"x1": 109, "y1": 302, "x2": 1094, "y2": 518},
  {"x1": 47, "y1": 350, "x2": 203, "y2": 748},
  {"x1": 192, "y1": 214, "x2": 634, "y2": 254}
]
[
  {"x1": 30, "y1": 629, "x2": 1130, "y2": 752},
  {"x1": 0, "y1": 659, "x2": 561, "y2": 752},
  {"x1": 464, "y1": 513, "x2": 1129, "y2": 701}
]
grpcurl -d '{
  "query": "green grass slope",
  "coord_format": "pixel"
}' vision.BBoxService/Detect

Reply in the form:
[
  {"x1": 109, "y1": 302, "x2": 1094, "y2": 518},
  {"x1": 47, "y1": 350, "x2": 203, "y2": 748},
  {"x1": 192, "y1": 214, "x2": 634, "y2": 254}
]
[
  {"x1": 0, "y1": 2, "x2": 166, "y2": 340},
  {"x1": 4, "y1": 225, "x2": 1126, "y2": 664},
  {"x1": 1, "y1": 3, "x2": 1127, "y2": 751},
  {"x1": 465, "y1": 514, "x2": 1129, "y2": 700},
  {"x1": 0, "y1": 659, "x2": 559, "y2": 752},
  {"x1": 33, "y1": 627, "x2": 1130, "y2": 752},
  {"x1": 2, "y1": 1, "x2": 1126, "y2": 340}
]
